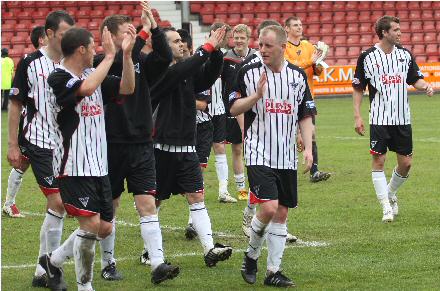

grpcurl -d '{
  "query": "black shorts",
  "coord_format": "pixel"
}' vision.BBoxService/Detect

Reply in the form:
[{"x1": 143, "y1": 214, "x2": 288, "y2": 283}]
[
  {"x1": 154, "y1": 149, "x2": 204, "y2": 200},
  {"x1": 226, "y1": 117, "x2": 243, "y2": 145},
  {"x1": 196, "y1": 121, "x2": 214, "y2": 167},
  {"x1": 211, "y1": 114, "x2": 226, "y2": 143},
  {"x1": 58, "y1": 176, "x2": 114, "y2": 222},
  {"x1": 18, "y1": 138, "x2": 59, "y2": 195},
  {"x1": 370, "y1": 125, "x2": 412, "y2": 156},
  {"x1": 108, "y1": 143, "x2": 156, "y2": 199},
  {"x1": 247, "y1": 165, "x2": 298, "y2": 208}
]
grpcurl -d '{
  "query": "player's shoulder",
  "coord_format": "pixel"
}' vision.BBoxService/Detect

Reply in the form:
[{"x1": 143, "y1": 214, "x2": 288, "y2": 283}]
[
  {"x1": 300, "y1": 39, "x2": 314, "y2": 47},
  {"x1": 395, "y1": 44, "x2": 412, "y2": 56},
  {"x1": 20, "y1": 50, "x2": 43, "y2": 67},
  {"x1": 286, "y1": 61, "x2": 308, "y2": 80}
]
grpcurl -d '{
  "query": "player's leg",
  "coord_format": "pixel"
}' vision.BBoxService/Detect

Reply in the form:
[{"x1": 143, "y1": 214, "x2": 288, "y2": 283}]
[
  {"x1": 24, "y1": 142, "x2": 65, "y2": 287},
  {"x1": 212, "y1": 114, "x2": 236, "y2": 202},
  {"x1": 131, "y1": 144, "x2": 179, "y2": 284},
  {"x1": 387, "y1": 125, "x2": 413, "y2": 216},
  {"x1": 309, "y1": 116, "x2": 331, "y2": 183},
  {"x1": 370, "y1": 125, "x2": 393, "y2": 222},
  {"x1": 3, "y1": 161, "x2": 29, "y2": 217},
  {"x1": 232, "y1": 143, "x2": 247, "y2": 199},
  {"x1": 99, "y1": 197, "x2": 120, "y2": 280}
]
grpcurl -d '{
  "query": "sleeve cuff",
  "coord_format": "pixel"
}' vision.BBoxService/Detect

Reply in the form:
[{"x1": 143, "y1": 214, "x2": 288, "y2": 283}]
[
  {"x1": 201, "y1": 43, "x2": 215, "y2": 53},
  {"x1": 138, "y1": 30, "x2": 150, "y2": 41}
]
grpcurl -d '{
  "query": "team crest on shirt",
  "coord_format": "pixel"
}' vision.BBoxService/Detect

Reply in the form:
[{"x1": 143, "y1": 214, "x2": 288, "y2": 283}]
[
  {"x1": 375, "y1": 63, "x2": 381, "y2": 69},
  {"x1": 296, "y1": 50, "x2": 301, "y2": 56},
  {"x1": 289, "y1": 82, "x2": 299, "y2": 89},
  {"x1": 44, "y1": 175, "x2": 54, "y2": 186},
  {"x1": 371, "y1": 140, "x2": 377, "y2": 148},
  {"x1": 79, "y1": 197, "x2": 89, "y2": 207}
]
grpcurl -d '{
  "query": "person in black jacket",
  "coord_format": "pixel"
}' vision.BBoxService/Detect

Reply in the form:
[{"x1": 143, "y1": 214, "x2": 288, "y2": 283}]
[
  {"x1": 151, "y1": 26, "x2": 233, "y2": 267},
  {"x1": 92, "y1": 2, "x2": 179, "y2": 284}
]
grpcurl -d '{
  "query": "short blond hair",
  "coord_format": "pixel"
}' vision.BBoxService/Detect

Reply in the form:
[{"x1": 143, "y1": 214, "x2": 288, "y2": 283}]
[
  {"x1": 233, "y1": 24, "x2": 251, "y2": 39},
  {"x1": 260, "y1": 25, "x2": 287, "y2": 44}
]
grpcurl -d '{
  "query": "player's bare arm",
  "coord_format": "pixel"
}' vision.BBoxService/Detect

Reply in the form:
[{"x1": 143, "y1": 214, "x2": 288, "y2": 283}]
[
  {"x1": 140, "y1": 1, "x2": 156, "y2": 32},
  {"x1": 353, "y1": 88, "x2": 365, "y2": 136},
  {"x1": 230, "y1": 72, "x2": 266, "y2": 116},
  {"x1": 413, "y1": 79, "x2": 434, "y2": 97},
  {"x1": 299, "y1": 116, "x2": 313, "y2": 173},
  {"x1": 120, "y1": 24, "x2": 136, "y2": 95},
  {"x1": 77, "y1": 27, "x2": 116, "y2": 96},
  {"x1": 7, "y1": 99, "x2": 24, "y2": 169}
]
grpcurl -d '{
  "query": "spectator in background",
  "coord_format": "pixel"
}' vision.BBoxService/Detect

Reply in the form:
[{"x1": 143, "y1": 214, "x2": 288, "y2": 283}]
[
  {"x1": 1, "y1": 48, "x2": 14, "y2": 111},
  {"x1": 31, "y1": 26, "x2": 48, "y2": 49}
]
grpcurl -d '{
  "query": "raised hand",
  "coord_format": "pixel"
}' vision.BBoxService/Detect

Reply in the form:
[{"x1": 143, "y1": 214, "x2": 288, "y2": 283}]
[
  {"x1": 140, "y1": 1, "x2": 157, "y2": 31},
  {"x1": 102, "y1": 26, "x2": 116, "y2": 59},
  {"x1": 206, "y1": 26, "x2": 226, "y2": 49},
  {"x1": 122, "y1": 24, "x2": 137, "y2": 54},
  {"x1": 312, "y1": 49, "x2": 323, "y2": 64}
]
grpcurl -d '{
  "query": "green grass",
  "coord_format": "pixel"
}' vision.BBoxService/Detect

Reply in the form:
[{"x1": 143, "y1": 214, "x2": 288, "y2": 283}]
[{"x1": 2, "y1": 94, "x2": 440, "y2": 290}]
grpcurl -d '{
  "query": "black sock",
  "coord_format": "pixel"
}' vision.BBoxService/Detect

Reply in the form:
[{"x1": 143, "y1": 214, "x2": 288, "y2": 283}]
[{"x1": 310, "y1": 141, "x2": 318, "y2": 175}]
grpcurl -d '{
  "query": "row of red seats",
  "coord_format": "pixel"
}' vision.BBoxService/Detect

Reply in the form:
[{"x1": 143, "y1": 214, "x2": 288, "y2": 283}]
[
  {"x1": 3, "y1": 1, "x2": 137, "y2": 9},
  {"x1": 201, "y1": 10, "x2": 440, "y2": 26},
  {"x1": 191, "y1": 1, "x2": 440, "y2": 14}
]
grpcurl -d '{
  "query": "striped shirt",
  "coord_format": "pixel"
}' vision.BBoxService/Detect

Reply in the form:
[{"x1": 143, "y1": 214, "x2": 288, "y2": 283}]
[
  {"x1": 353, "y1": 44, "x2": 423, "y2": 125},
  {"x1": 196, "y1": 89, "x2": 212, "y2": 124},
  {"x1": 207, "y1": 78, "x2": 225, "y2": 116},
  {"x1": 10, "y1": 48, "x2": 58, "y2": 149},
  {"x1": 230, "y1": 60, "x2": 316, "y2": 170},
  {"x1": 47, "y1": 66, "x2": 121, "y2": 177}
]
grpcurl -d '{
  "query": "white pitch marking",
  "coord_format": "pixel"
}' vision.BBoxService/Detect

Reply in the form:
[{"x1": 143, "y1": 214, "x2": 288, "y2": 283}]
[{"x1": 1, "y1": 242, "x2": 330, "y2": 269}]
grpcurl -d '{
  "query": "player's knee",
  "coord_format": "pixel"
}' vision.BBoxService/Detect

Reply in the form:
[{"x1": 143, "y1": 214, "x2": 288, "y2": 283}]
[{"x1": 98, "y1": 221, "x2": 113, "y2": 239}]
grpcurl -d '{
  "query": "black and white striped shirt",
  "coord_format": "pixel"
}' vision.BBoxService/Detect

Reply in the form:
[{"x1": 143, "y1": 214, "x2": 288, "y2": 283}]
[
  {"x1": 196, "y1": 90, "x2": 212, "y2": 124},
  {"x1": 230, "y1": 60, "x2": 316, "y2": 170},
  {"x1": 353, "y1": 44, "x2": 423, "y2": 125},
  {"x1": 10, "y1": 48, "x2": 57, "y2": 149},
  {"x1": 47, "y1": 66, "x2": 121, "y2": 177},
  {"x1": 207, "y1": 78, "x2": 225, "y2": 116}
]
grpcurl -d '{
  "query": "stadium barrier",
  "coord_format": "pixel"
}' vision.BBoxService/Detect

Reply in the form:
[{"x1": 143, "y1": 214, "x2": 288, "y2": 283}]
[{"x1": 313, "y1": 62, "x2": 440, "y2": 96}]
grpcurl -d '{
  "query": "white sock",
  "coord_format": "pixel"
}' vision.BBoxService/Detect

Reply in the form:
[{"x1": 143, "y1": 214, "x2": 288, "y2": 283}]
[
  {"x1": 234, "y1": 173, "x2": 246, "y2": 191},
  {"x1": 74, "y1": 230, "x2": 97, "y2": 291},
  {"x1": 5, "y1": 168, "x2": 23, "y2": 206},
  {"x1": 266, "y1": 222, "x2": 287, "y2": 274},
  {"x1": 372, "y1": 171, "x2": 389, "y2": 206},
  {"x1": 51, "y1": 229, "x2": 79, "y2": 268},
  {"x1": 100, "y1": 219, "x2": 116, "y2": 270},
  {"x1": 188, "y1": 209, "x2": 192, "y2": 224},
  {"x1": 35, "y1": 220, "x2": 48, "y2": 276},
  {"x1": 247, "y1": 216, "x2": 268, "y2": 260},
  {"x1": 388, "y1": 168, "x2": 408, "y2": 198},
  {"x1": 189, "y1": 202, "x2": 214, "y2": 254},
  {"x1": 215, "y1": 154, "x2": 229, "y2": 192},
  {"x1": 140, "y1": 215, "x2": 164, "y2": 270},
  {"x1": 45, "y1": 209, "x2": 64, "y2": 253}
]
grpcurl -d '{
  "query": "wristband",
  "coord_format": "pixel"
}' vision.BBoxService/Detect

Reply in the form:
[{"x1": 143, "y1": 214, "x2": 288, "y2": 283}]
[
  {"x1": 201, "y1": 43, "x2": 215, "y2": 53},
  {"x1": 138, "y1": 30, "x2": 150, "y2": 41}
]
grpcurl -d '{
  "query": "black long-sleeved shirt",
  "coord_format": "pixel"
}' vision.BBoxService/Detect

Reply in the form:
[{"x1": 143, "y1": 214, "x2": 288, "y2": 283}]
[
  {"x1": 93, "y1": 27, "x2": 172, "y2": 144},
  {"x1": 151, "y1": 46, "x2": 223, "y2": 146}
]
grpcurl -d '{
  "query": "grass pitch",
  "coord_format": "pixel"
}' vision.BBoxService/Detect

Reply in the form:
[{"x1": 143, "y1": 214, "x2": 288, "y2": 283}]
[{"x1": 2, "y1": 94, "x2": 440, "y2": 290}]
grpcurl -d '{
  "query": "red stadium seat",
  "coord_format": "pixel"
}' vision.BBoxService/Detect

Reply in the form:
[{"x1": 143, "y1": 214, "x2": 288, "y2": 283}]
[
  {"x1": 346, "y1": 24, "x2": 359, "y2": 34},
  {"x1": 436, "y1": 21, "x2": 440, "y2": 31},
  {"x1": 76, "y1": 19, "x2": 89, "y2": 29},
  {"x1": 426, "y1": 44, "x2": 438, "y2": 55},
  {"x1": 411, "y1": 21, "x2": 423, "y2": 31},
  {"x1": 359, "y1": 23, "x2": 373, "y2": 33},
  {"x1": 358, "y1": 2, "x2": 370, "y2": 10},
  {"x1": 320, "y1": 2, "x2": 333, "y2": 11},
  {"x1": 321, "y1": 36, "x2": 333, "y2": 46},
  {"x1": 407, "y1": 2, "x2": 420, "y2": 10},
  {"x1": 282, "y1": 2, "x2": 295, "y2": 12},
  {"x1": 214, "y1": 15, "x2": 228, "y2": 23},
  {"x1": 290, "y1": 2, "x2": 306, "y2": 13},
  {"x1": 433, "y1": 1, "x2": 440, "y2": 9},
  {"x1": 371, "y1": 11, "x2": 384, "y2": 21},
  {"x1": 421, "y1": 10, "x2": 433, "y2": 19},
  {"x1": 371, "y1": 2, "x2": 383, "y2": 10},
  {"x1": 8, "y1": 8, "x2": 22, "y2": 14},
  {"x1": 255, "y1": 13, "x2": 269, "y2": 19},
  {"x1": 411, "y1": 33, "x2": 423, "y2": 43},
  {"x1": 399, "y1": 34, "x2": 411, "y2": 44},
  {"x1": 190, "y1": 3, "x2": 201, "y2": 13},
  {"x1": 359, "y1": 35, "x2": 373, "y2": 45},
  {"x1": 2, "y1": 31, "x2": 14, "y2": 40},
  {"x1": 107, "y1": 3, "x2": 120, "y2": 11},
  {"x1": 240, "y1": 3, "x2": 254, "y2": 14},
  {"x1": 267, "y1": 2, "x2": 281, "y2": 13},
  {"x1": 215, "y1": 3, "x2": 228, "y2": 14},
  {"x1": 76, "y1": 10, "x2": 91, "y2": 19},
  {"x1": 23, "y1": 46, "x2": 35, "y2": 55},
  {"x1": 334, "y1": 24, "x2": 346, "y2": 34},
  {"x1": 334, "y1": 36, "x2": 346, "y2": 45},
  {"x1": 335, "y1": 47, "x2": 347, "y2": 56},
  {"x1": 399, "y1": 21, "x2": 410, "y2": 31},
  {"x1": 434, "y1": 11, "x2": 440, "y2": 20},
  {"x1": 358, "y1": 12, "x2": 371, "y2": 22},
  {"x1": 413, "y1": 45, "x2": 425, "y2": 54},
  {"x1": 320, "y1": 12, "x2": 332, "y2": 22},
  {"x1": 9, "y1": 47, "x2": 24, "y2": 57},
  {"x1": 347, "y1": 46, "x2": 361, "y2": 57},
  {"x1": 200, "y1": 4, "x2": 215, "y2": 14},
  {"x1": 320, "y1": 24, "x2": 332, "y2": 35},
  {"x1": 307, "y1": 24, "x2": 320, "y2": 34},
  {"x1": 255, "y1": 2, "x2": 270, "y2": 13},
  {"x1": 333, "y1": 11, "x2": 346, "y2": 21},
  {"x1": 202, "y1": 14, "x2": 214, "y2": 25},
  {"x1": 6, "y1": 1, "x2": 21, "y2": 9},
  {"x1": 409, "y1": 11, "x2": 422, "y2": 20},
  {"x1": 415, "y1": 55, "x2": 427, "y2": 63},
  {"x1": 383, "y1": 2, "x2": 395, "y2": 10},
  {"x1": 90, "y1": 10, "x2": 104, "y2": 18},
  {"x1": 395, "y1": 2, "x2": 407, "y2": 10},
  {"x1": 333, "y1": 2, "x2": 346, "y2": 11},
  {"x1": 424, "y1": 32, "x2": 437, "y2": 42},
  {"x1": 346, "y1": 11, "x2": 358, "y2": 22},
  {"x1": 306, "y1": 2, "x2": 320, "y2": 11},
  {"x1": 427, "y1": 55, "x2": 439, "y2": 62},
  {"x1": 15, "y1": 23, "x2": 28, "y2": 32},
  {"x1": 396, "y1": 10, "x2": 409, "y2": 20},
  {"x1": 345, "y1": 2, "x2": 358, "y2": 11}
]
